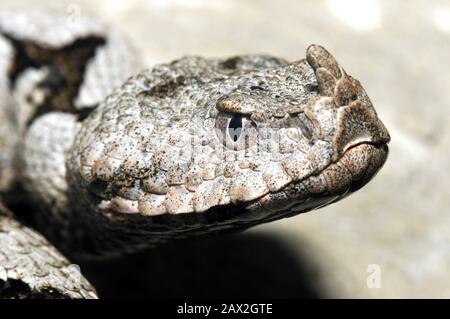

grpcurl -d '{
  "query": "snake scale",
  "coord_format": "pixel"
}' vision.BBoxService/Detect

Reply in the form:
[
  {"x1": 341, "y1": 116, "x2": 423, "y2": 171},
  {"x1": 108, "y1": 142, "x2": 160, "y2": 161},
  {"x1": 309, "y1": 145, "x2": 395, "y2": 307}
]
[{"x1": 0, "y1": 8, "x2": 390, "y2": 298}]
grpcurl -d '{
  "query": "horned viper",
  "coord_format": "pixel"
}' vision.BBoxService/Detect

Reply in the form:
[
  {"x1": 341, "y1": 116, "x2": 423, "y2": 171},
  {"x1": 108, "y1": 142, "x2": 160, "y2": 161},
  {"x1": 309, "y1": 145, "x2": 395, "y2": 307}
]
[{"x1": 0, "y1": 8, "x2": 390, "y2": 298}]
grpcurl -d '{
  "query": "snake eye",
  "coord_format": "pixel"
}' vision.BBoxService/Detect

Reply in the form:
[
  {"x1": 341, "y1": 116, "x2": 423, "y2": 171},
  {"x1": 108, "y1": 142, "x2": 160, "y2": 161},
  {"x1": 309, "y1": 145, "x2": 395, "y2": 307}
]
[
  {"x1": 228, "y1": 114, "x2": 243, "y2": 142},
  {"x1": 215, "y1": 112, "x2": 257, "y2": 150}
]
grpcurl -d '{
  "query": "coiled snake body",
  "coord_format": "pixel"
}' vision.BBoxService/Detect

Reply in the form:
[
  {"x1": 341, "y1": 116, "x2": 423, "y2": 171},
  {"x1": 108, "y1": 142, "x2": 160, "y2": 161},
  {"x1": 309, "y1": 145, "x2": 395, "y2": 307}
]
[{"x1": 0, "y1": 9, "x2": 390, "y2": 298}]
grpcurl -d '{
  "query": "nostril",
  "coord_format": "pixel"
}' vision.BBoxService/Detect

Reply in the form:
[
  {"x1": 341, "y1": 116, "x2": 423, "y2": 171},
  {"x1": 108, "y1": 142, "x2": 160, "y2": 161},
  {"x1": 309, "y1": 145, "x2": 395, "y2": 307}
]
[
  {"x1": 88, "y1": 180, "x2": 108, "y2": 199},
  {"x1": 305, "y1": 83, "x2": 320, "y2": 93}
]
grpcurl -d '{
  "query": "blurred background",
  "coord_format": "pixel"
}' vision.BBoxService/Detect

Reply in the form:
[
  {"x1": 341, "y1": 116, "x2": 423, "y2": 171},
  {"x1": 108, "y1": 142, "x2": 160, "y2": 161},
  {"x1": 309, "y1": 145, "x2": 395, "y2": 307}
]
[{"x1": 1, "y1": 0, "x2": 449, "y2": 298}]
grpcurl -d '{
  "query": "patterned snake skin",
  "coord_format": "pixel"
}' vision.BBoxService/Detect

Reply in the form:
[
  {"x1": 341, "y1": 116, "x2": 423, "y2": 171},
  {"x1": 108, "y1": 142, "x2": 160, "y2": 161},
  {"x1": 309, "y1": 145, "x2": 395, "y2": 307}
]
[{"x1": 0, "y1": 8, "x2": 390, "y2": 298}]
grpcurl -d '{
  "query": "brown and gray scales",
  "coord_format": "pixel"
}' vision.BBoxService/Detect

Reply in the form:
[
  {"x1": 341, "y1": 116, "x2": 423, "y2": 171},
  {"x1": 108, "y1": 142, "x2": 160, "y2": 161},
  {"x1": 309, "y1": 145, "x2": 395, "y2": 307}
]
[{"x1": 0, "y1": 9, "x2": 390, "y2": 298}]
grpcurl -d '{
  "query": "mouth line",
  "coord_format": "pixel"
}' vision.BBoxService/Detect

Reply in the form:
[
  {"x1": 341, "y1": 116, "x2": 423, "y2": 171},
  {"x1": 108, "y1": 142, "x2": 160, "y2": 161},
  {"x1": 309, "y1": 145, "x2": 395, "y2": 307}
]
[
  {"x1": 91, "y1": 139, "x2": 389, "y2": 225},
  {"x1": 336, "y1": 130, "x2": 390, "y2": 160},
  {"x1": 225, "y1": 140, "x2": 390, "y2": 220},
  {"x1": 244, "y1": 140, "x2": 390, "y2": 225},
  {"x1": 340, "y1": 139, "x2": 389, "y2": 158},
  {"x1": 87, "y1": 141, "x2": 390, "y2": 250}
]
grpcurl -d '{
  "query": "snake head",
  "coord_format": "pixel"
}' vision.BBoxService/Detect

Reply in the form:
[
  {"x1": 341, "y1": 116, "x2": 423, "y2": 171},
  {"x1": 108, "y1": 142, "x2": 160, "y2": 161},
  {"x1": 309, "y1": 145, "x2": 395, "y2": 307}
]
[
  {"x1": 68, "y1": 45, "x2": 390, "y2": 256},
  {"x1": 206, "y1": 45, "x2": 390, "y2": 217}
]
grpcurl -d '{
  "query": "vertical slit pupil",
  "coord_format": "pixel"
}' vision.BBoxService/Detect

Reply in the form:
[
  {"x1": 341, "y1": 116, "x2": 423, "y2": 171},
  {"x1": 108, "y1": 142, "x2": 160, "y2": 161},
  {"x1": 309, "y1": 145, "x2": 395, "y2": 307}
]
[{"x1": 228, "y1": 115, "x2": 243, "y2": 142}]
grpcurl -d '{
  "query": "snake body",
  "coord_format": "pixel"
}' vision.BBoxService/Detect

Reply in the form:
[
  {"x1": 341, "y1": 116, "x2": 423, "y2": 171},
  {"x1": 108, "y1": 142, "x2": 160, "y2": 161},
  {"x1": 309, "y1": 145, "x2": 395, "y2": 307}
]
[{"x1": 0, "y1": 9, "x2": 390, "y2": 298}]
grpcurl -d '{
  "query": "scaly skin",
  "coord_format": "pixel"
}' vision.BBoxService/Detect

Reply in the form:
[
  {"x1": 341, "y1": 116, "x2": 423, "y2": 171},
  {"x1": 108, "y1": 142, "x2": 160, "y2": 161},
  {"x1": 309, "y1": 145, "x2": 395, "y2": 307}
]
[
  {"x1": 63, "y1": 46, "x2": 390, "y2": 258},
  {"x1": 0, "y1": 8, "x2": 140, "y2": 298},
  {"x1": 0, "y1": 8, "x2": 390, "y2": 296},
  {"x1": 0, "y1": 204, "x2": 97, "y2": 299}
]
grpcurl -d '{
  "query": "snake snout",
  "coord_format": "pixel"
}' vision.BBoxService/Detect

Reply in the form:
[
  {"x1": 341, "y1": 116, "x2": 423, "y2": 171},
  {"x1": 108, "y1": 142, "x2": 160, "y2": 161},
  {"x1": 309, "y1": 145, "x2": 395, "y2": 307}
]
[
  {"x1": 304, "y1": 44, "x2": 390, "y2": 161},
  {"x1": 331, "y1": 100, "x2": 390, "y2": 161}
]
